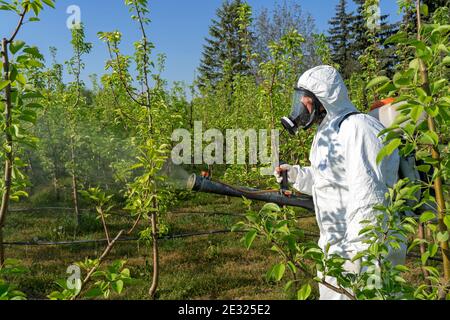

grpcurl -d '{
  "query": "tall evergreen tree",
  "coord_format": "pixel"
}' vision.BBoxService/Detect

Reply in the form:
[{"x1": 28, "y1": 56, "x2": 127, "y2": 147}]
[
  {"x1": 198, "y1": 0, "x2": 252, "y2": 89},
  {"x1": 424, "y1": 0, "x2": 450, "y2": 18},
  {"x1": 351, "y1": 0, "x2": 397, "y2": 57},
  {"x1": 400, "y1": 0, "x2": 449, "y2": 37},
  {"x1": 328, "y1": 0, "x2": 355, "y2": 79},
  {"x1": 351, "y1": 0, "x2": 398, "y2": 75}
]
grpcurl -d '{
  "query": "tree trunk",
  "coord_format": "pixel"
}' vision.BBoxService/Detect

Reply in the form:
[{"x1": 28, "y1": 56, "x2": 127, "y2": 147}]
[
  {"x1": 418, "y1": 223, "x2": 431, "y2": 284},
  {"x1": 415, "y1": 0, "x2": 450, "y2": 284},
  {"x1": 148, "y1": 199, "x2": 159, "y2": 299},
  {"x1": 0, "y1": 38, "x2": 14, "y2": 266},
  {"x1": 0, "y1": 229, "x2": 4, "y2": 267},
  {"x1": 53, "y1": 174, "x2": 60, "y2": 202},
  {"x1": 70, "y1": 137, "x2": 80, "y2": 226}
]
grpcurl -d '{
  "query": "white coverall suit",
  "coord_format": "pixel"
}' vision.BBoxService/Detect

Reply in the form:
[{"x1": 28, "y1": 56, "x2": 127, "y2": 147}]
[{"x1": 292, "y1": 66, "x2": 407, "y2": 300}]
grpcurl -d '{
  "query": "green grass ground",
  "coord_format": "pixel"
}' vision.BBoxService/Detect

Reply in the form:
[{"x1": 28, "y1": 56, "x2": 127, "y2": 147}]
[
  {"x1": 3, "y1": 194, "x2": 290, "y2": 300},
  {"x1": 3, "y1": 193, "x2": 429, "y2": 300}
]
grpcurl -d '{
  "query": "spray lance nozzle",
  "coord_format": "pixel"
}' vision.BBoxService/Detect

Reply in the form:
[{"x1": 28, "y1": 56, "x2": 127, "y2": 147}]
[
  {"x1": 277, "y1": 160, "x2": 292, "y2": 197},
  {"x1": 279, "y1": 161, "x2": 291, "y2": 195}
]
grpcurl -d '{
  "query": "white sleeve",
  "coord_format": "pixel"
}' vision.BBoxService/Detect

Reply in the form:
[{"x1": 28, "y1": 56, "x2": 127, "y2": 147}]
[{"x1": 292, "y1": 165, "x2": 314, "y2": 196}]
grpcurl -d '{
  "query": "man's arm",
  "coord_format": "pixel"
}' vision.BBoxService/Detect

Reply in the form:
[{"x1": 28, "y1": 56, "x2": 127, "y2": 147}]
[{"x1": 292, "y1": 166, "x2": 314, "y2": 196}]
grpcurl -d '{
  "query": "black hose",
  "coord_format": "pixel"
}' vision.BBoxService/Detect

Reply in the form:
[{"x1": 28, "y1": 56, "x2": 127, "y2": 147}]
[{"x1": 187, "y1": 174, "x2": 315, "y2": 211}]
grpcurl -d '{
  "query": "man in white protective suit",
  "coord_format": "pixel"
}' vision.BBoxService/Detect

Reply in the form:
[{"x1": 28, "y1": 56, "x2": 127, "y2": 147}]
[{"x1": 275, "y1": 65, "x2": 407, "y2": 300}]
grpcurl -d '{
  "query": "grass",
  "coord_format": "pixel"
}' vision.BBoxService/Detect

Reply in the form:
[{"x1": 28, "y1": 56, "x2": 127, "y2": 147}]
[
  {"x1": 3, "y1": 194, "x2": 289, "y2": 300},
  {"x1": 2, "y1": 193, "x2": 432, "y2": 300}
]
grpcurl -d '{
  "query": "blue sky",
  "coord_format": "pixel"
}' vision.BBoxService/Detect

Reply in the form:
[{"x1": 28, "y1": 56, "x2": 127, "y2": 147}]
[{"x1": 0, "y1": 0, "x2": 402, "y2": 88}]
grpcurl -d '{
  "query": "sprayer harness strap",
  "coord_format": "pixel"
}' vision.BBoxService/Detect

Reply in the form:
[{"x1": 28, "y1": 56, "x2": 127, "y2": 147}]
[{"x1": 338, "y1": 112, "x2": 362, "y2": 130}]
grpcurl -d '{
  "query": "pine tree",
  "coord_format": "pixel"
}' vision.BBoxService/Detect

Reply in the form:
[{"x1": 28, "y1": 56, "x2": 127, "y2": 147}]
[
  {"x1": 351, "y1": 1, "x2": 397, "y2": 58},
  {"x1": 198, "y1": 0, "x2": 252, "y2": 89},
  {"x1": 328, "y1": 0, "x2": 355, "y2": 79},
  {"x1": 400, "y1": 0, "x2": 449, "y2": 37},
  {"x1": 351, "y1": 0, "x2": 398, "y2": 75},
  {"x1": 424, "y1": 0, "x2": 450, "y2": 18}
]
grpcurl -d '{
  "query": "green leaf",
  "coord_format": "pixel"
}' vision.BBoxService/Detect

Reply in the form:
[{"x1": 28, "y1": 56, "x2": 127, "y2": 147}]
[
  {"x1": 16, "y1": 73, "x2": 26, "y2": 85},
  {"x1": 376, "y1": 82, "x2": 396, "y2": 95},
  {"x1": 22, "y1": 92, "x2": 44, "y2": 99},
  {"x1": 112, "y1": 280, "x2": 124, "y2": 294},
  {"x1": 271, "y1": 263, "x2": 286, "y2": 282},
  {"x1": 437, "y1": 44, "x2": 449, "y2": 54},
  {"x1": 417, "y1": 165, "x2": 431, "y2": 173},
  {"x1": 244, "y1": 230, "x2": 257, "y2": 250},
  {"x1": 408, "y1": 238, "x2": 426, "y2": 253},
  {"x1": 443, "y1": 56, "x2": 450, "y2": 66},
  {"x1": 444, "y1": 216, "x2": 450, "y2": 230},
  {"x1": 420, "y1": 211, "x2": 436, "y2": 223},
  {"x1": 431, "y1": 79, "x2": 447, "y2": 95},
  {"x1": 410, "y1": 105, "x2": 424, "y2": 123},
  {"x1": 394, "y1": 265, "x2": 410, "y2": 273},
  {"x1": 421, "y1": 252, "x2": 430, "y2": 265},
  {"x1": 0, "y1": 80, "x2": 10, "y2": 90},
  {"x1": 420, "y1": 4, "x2": 428, "y2": 17},
  {"x1": 409, "y1": 58, "x2": 420, "y2": 70},
  {"x1": 23, "y1": 46, "x2": 42, "y2": 59},
  {"x1": 437, "y1": 232, "x2": 449, "y2": 243},
  {"x1": 415, "y1": 87, "x2": 428, "y2": 100},
  {"x1": 9, "y1": 40, "x2": 25, "y2": 54},
  {"x1": 42, "y1": 0, "x2": 55, "y2": 8},
  {"x1": 284, "y1": 280, "x2": 294, "y2": 292},
  {"x1": 393, "y1": 72, "x2": 412, "y2": 87},
  {"x1": 428, "y1": 243, "x2": 439, "y2": 257},
  {"x1": 384, "y1": 32, "x2": 407, "y2": 45},
  {"x1": 9, "y1": 65, "x2": 18, "y2": 82},
  {"x1": 120, "y1": 268, "x2": 130, "y2": 278},
  {"x1": 377, "y1": 139, "x2": 401, "y2": 164},
  {"x1": 297, "y1": 284, "x2": 312, "y2": 300},
  {"x1": 12, "y1": 125, "x2": 24, "y2": 138},
  {"x1": 419, "y1": 131, "x2": 439, "y2": 146},
  {"x1": 85, "y1": 287, "x2": 103, "y2": 298},
  {"x1": 261, "y1": 203, "x2": 281, "y2": 213},
  {"x1": 24, "y1": 102, "x2": 43, "y2": 109},
  {"x1": 432, "y1": 25, "x2": 450, "y2": 36},
  {"x1": 366, "y1": 76, "x2": 390, "y2": 90}
]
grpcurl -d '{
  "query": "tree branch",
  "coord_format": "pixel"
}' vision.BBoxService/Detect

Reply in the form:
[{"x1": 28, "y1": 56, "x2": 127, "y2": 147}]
[
  {"x1": 71, "y1": 230, "x2": 124, "y2": 300},
  {"x1": 7, "y1": 5, "x2": 28, "y2": 44}
]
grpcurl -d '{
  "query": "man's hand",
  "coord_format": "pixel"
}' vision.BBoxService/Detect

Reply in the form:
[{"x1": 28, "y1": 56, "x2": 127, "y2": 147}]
[{"x1": 274, "y1": 164, "x2": 298, "y2": 184}]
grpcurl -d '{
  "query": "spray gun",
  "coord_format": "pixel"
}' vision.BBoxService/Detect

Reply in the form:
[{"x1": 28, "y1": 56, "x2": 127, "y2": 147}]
[
  {"x1": 278, "y1": 160, "x2": 291, "y2": 197},
  {"x1": 277, "y1": 128, "x2": 293, "y2": 197}
]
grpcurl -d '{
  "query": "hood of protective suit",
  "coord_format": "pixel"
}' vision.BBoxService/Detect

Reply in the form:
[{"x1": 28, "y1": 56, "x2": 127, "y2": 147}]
[{"x1": 297, "y1": 65, "x2": 358, "y2": 121}]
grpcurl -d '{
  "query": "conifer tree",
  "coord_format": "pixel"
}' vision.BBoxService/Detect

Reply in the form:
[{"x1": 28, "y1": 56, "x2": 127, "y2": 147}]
[
  {"x1": 328, "y1": 0, "x2": 355, "y2": 79},
  {"x1": 198, "y1": 0, "x2": 252, "y2": 89},
  {"x1": 424, "y1": 0, "x2": 449, "y2": 18},
  {"x1": 351, "y1": 0, "x2": 398, "y2": 75}
]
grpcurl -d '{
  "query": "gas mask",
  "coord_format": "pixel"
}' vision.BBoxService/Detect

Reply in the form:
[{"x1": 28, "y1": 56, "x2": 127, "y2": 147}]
[{"x1": 281, "y1": 87, "x2": 325, "y2": 135}]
